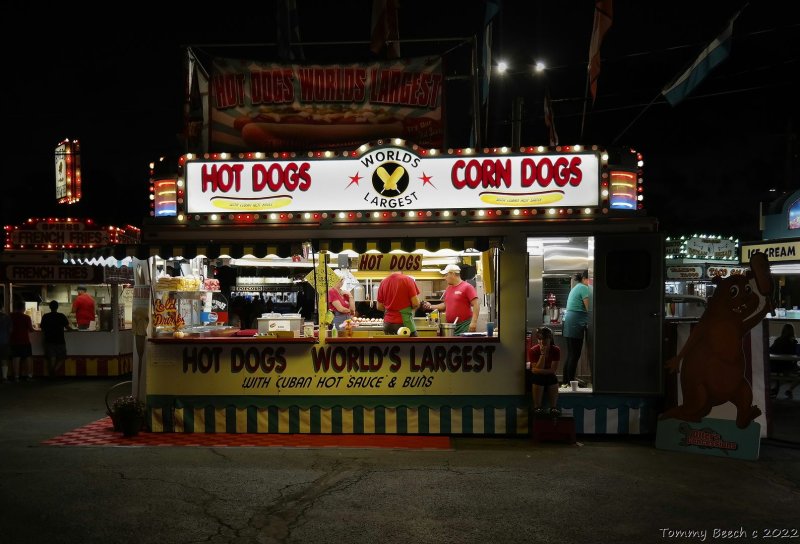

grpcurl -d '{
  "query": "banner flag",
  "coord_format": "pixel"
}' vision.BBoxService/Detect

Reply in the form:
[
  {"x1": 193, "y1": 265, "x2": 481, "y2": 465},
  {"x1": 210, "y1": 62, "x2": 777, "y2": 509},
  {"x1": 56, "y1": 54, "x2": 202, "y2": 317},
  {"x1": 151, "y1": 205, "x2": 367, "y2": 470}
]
[
  {"x1": 544, "y1": 90, "x2": 559, "y2": 147},
  {"x1": 370, "y1": 0, "x2": 400, "y2": 59},
  {"x1": 587, "y1": 0, "x2": 613, "y2": 104},
  {"x1": 185, "y1": 50, "x2": 204, "y2": 153},
  {"x1": 662, "y1": 11, "x2": 740, "y2": 107},
  {"x1": 276, "y1": 0, "x2": 304, "y2": 61},
  {"x1": 481, "y1": 0, "x2": 501, "y2": 105}
]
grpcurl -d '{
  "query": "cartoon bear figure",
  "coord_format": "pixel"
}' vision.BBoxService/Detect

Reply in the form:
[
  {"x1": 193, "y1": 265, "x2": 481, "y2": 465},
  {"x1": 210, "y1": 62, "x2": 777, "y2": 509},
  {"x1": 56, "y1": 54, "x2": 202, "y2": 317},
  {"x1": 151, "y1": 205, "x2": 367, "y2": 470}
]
[{"x1": 660, "y1": 252, "x2": 773, "y2": 429}]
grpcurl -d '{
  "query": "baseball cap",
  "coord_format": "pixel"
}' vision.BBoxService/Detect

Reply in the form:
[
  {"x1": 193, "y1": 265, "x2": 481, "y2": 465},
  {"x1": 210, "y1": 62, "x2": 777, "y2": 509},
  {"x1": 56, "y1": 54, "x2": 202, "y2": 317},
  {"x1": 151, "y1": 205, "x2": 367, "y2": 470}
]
[
  {"x1": 77, "y1": 285, "x2": 87, "y2": 291},
  {"x1": 440, "y1": 264, "x2": 461, "y2": 275}
]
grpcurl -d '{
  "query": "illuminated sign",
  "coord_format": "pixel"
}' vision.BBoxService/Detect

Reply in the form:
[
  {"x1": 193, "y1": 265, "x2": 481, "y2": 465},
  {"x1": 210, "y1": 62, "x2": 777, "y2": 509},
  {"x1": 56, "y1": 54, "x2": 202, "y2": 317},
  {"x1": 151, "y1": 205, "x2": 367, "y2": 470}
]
[
  {"x1": 0, "y1": 264, "x2": 101, "y2": 283},
  {"x1": 54, "y1": 139, "x2": 81, "y2": 204},
  {"x1": 666, "y1": 266, "x2": 703, "y2": 279},
  {"x1": 210, "y1": 57, "x2": 444, "y2": 151},
  {"x1": 706, "y1": 266, "x2": 747, "y2": 279},
  {"x1": 742, "y1": 240, "x2": 800, "y2": 263},
  {"x1": 4, "y1": 218, "x2": 139, "y2": 250},
  {"x1": 666, "y1": 236, "x2": 739, "y2": 261},
  {"x1": 185, "y1": 147, "x2": 601, "y2": 214},
  {"x1": 685, "y1": 237, "x2": 737, "y2": 260},
  {"x1": 356, "y1": 253, "x2": 422, "y2": 272},
  {"x1": 153, "y1": 177, "x2": 178, "y2": 217}
]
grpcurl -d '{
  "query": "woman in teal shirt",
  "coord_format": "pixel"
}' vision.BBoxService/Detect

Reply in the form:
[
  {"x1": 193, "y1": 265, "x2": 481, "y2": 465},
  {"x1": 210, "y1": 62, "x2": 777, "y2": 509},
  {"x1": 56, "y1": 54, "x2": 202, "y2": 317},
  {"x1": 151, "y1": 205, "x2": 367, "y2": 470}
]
[{"x1": 562, "y1": 270, "x2": 590, "y2": 388}]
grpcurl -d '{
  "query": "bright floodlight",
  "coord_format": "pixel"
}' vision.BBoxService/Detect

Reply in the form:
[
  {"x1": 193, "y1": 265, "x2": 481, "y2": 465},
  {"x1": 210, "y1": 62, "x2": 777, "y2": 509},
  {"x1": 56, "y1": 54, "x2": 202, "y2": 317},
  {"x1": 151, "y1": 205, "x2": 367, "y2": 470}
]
[
  {"x1": 534, "y1": 61, "x2": 546, "y2": 73},
  {"x1": 497, "y1": 61, "x2": 508, "y2": 74}
]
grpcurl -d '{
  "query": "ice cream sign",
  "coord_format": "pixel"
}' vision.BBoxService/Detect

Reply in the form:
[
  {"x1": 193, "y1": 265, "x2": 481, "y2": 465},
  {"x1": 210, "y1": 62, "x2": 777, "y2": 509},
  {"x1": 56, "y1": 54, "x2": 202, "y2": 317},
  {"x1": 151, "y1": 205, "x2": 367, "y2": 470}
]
[{"x1": 184, "y1": 146, "x2": 601, "y2": 214}]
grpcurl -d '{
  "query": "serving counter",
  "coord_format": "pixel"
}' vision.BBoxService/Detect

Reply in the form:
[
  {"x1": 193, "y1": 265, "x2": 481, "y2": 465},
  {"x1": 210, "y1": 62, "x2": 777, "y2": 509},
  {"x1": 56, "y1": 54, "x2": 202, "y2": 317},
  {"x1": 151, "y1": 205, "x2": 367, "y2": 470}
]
[
  {"x1": 144, "y1": 331, "x2": 519, "y2": 435},
  {"x1": 30, "y1": 329, "x2": 133, "y2": 377}
]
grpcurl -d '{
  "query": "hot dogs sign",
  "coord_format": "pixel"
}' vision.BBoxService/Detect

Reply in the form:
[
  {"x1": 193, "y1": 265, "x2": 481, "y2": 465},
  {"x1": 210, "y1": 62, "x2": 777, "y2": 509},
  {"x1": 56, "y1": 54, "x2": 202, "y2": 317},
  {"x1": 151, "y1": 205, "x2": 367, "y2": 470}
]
[
  {"x1": 211, "y1": 56, "x2": 444, "y2": 151},
  {"x1": 184, "y1": 146, "x2": 601, "y2": 214}
]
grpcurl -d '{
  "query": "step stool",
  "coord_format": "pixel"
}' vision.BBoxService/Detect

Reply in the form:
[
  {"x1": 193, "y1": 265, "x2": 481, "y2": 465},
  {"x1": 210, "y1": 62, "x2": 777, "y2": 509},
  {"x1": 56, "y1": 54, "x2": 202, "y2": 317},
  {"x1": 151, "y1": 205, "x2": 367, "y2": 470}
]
[{"x1": 531, "y1": 415, "x2": 576, "y2": 444}]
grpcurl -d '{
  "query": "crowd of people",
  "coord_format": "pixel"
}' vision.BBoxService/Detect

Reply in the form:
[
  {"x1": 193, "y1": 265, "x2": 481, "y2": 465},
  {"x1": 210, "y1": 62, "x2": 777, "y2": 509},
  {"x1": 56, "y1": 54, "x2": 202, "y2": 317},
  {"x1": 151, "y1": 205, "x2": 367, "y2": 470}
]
[
  {"x1": 1, "y1": 301, "x2": 36, "y2": 382},
  {"x1": 1, "y1": 290, "x2": 91, "y2": 383}
]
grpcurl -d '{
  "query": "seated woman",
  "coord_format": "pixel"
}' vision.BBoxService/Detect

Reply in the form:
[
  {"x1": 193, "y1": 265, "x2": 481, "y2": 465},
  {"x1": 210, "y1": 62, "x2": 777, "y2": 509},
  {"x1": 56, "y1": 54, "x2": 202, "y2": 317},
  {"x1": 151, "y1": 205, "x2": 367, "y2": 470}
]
[
  {"x1": 528, "y1": 326, "x2": 561, "y2": 416},
  {"x1": 770, "y1": 323, "x2": 799, "y2": 373}
]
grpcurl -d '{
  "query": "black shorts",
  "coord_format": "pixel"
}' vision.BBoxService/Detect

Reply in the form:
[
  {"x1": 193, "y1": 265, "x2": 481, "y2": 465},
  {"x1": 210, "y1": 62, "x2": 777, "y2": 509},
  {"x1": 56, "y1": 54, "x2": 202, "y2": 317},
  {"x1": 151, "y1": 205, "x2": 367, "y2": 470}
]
[
  {"x1": 44, "y1": 343, "x2": 68, "y2": 359},
  {"x1": 530, "y1": 372, "x2": 558, "y2": 387},
  {"x1": 11, "y1": 344, "x2": 32, "y2": 358}
]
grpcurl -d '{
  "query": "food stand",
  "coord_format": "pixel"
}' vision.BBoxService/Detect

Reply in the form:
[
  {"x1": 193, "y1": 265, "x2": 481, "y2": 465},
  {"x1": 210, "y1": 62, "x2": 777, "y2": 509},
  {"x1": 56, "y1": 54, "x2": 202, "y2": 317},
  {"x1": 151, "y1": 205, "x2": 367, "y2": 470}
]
[
  {"x1": 740, "y1": 188, "x2": 800, "y2": 438},
  {"x1": 136, "y1": 142, "x2": 664, "y2": 436},
  {"x1": 1, "y1": 218, "x2": 140, "y2": 377},
  {"x1": 664, "y1": 234, "x2": 743, "y2": 305}
]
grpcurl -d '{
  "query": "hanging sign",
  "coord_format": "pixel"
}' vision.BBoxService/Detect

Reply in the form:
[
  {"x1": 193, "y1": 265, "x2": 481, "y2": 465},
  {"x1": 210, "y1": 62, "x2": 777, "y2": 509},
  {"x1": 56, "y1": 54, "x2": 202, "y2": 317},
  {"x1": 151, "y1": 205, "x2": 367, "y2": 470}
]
[
  {"x1": 356, "y1": 253, "x2": 422, "y2": 272},
  {"x1": 666, "y1": 266, "x2": 703, "y2": 280},
  {"x1": 706, "y1": 266, "x2": 748, "y2": 279},
  {"x1": 185, "y1": 147, "x2": 600, "y2": 214}
]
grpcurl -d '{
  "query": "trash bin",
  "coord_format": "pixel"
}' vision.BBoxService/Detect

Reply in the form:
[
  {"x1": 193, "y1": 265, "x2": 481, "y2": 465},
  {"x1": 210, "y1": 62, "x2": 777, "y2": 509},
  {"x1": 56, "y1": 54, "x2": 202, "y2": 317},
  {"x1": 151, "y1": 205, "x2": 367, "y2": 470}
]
[{"x1": 98, "y1": 304, "x2": 113, "y2": 331}]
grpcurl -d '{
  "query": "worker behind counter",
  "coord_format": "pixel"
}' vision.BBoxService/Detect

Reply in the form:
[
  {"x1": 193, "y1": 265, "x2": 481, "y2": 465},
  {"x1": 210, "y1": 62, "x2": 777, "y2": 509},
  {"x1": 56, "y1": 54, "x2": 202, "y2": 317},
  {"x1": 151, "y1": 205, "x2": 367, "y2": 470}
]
[
  {"x1": 376, "y1": 271, "x2": 421, "y2": 337},
  {"x1": 71, "y1": 286, "x2": 96, "y2": 330},
  {"x1": 423, "y1": 264, "x2": 479, "y2": 335}
]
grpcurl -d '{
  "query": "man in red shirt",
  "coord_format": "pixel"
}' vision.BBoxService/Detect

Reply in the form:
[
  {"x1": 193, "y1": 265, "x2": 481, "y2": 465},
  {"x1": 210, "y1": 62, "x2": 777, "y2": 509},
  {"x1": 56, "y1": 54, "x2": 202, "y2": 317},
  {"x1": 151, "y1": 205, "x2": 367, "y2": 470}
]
[
  {"x1": 71, "y1": 286, "x2": 96, "y2": 330},
  {"x1": 377, "y1": 272, "x2": 421, "y2": 336},
  {"x1": 424, "y1": 264, "x2": 479, "y2": 335}
]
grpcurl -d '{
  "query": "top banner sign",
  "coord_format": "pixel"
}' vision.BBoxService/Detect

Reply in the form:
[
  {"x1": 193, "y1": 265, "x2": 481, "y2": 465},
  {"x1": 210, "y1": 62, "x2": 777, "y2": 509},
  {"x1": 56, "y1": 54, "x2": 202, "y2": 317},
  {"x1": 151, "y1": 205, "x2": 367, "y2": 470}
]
[
  {"x1": 185, "y1": 147, "x2": 600, "y2": 214},
  {"x1": 210, "y1": 57, "x2": 444, "y2": 152}
]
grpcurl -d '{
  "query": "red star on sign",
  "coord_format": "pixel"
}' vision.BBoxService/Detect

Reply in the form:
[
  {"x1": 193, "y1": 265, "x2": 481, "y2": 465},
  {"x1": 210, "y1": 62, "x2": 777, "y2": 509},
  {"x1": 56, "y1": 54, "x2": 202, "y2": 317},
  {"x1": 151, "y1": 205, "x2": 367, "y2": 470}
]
[
  {"x1": 419, "y1": 172, "x2": 435, "y2": 188},
  {"x1": 346, "y1": 172, "x2": 362, "y2": 189}
]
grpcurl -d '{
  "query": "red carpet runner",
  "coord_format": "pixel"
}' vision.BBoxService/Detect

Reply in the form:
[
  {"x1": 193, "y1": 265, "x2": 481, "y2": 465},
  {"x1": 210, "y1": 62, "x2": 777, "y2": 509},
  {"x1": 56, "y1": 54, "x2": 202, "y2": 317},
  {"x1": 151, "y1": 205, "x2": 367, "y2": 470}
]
[{"x1": 42, "y1": 417, "x2": 453, "y2": 449}]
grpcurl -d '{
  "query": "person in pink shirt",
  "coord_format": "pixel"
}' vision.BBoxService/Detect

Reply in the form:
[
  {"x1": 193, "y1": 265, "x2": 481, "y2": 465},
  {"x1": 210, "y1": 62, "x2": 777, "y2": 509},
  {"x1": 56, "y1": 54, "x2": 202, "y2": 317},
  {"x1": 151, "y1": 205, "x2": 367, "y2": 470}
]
[
  {"x1": 423, "y1": 264, "x2": 479, "y2": 335},
  {"x1": 328, "y1": 276, "x2": 355, "y2": 330},
  {"x1": 377, "y1": 272, "x2": 421, "y2": 336}
]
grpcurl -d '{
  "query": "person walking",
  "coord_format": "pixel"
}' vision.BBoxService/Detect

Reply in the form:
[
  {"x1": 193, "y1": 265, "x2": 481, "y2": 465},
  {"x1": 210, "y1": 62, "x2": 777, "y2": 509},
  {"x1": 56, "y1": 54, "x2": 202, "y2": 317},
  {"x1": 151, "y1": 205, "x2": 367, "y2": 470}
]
[
  {"x1": 423, "y1": 264, "x2": 479, "y2": 335},
  {"x1": 40, "y1": 300, "x2": 72, "y2": 378},
  {"x1": 377, "y1": 271, "x2": 421, "y2": 336},
  {"x1": 562, "y1": 270, "x2": 590, "y2": 388},
  {"x1": 0, "y1": 306, "x2": 11, "y2": 383},
  {"x1": 9, "y1": 301, "x2": 35, "y2": 381},
  {"x1": 71, "y1": 286, "x2": 96, "y2": 330}
]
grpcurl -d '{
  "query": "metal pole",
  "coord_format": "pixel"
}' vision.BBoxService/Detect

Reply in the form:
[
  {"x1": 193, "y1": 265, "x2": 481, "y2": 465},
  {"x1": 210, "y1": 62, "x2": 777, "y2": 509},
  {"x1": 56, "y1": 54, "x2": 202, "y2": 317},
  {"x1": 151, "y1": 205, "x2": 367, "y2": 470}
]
[
  {"x1": 471, "y1": 35, "x2": 482, "y2": 150},
  {"x1": 511, "y1": 97, "x2": 523, "y2": 149}
]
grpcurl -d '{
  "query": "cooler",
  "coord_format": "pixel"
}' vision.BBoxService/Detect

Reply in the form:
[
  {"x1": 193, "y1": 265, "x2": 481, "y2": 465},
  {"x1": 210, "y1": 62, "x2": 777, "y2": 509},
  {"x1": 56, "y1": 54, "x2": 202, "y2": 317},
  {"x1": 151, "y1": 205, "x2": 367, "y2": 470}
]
[{"x1": 257, "y1": 313, "x2": 303, "y2": 337}]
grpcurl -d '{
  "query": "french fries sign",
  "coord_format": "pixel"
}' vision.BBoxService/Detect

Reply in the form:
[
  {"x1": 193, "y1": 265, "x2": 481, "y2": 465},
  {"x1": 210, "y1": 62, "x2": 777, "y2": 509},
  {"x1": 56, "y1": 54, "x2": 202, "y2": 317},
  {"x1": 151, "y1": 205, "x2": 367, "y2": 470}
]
[{"x1": 185, "y1": 146, "x2": 600, "y2": 214}]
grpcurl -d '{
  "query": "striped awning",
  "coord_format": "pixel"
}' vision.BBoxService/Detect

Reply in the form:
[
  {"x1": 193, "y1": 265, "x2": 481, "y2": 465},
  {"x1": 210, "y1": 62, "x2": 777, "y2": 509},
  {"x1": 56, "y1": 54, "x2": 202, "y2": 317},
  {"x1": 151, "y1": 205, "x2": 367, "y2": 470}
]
[{"x1": 64, "y1": 237, "x2": 495, "y2": 261}]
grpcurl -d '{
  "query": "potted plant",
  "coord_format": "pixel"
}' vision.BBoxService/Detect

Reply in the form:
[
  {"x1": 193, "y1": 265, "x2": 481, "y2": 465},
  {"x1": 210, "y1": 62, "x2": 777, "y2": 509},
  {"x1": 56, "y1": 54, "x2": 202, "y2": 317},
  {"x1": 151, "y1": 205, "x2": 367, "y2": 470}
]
[{"x1": 111, "y1": 395, "x2": 146, "y2": 437}]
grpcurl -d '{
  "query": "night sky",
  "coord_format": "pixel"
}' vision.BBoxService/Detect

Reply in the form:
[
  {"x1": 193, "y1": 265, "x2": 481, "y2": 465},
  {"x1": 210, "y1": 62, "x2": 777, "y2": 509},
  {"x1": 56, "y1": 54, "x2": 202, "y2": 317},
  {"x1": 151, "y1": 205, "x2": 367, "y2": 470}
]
[{"x1": 2, "y1": 1, "x2": 796, "y2": 243}]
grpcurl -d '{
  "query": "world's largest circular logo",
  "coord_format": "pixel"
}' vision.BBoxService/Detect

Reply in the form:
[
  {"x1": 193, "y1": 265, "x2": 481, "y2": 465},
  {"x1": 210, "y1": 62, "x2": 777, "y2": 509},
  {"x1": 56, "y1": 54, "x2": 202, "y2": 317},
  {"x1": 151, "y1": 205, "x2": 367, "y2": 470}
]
[{"x1": 371, "y1": 162, "x2": 409, "y2": 197}]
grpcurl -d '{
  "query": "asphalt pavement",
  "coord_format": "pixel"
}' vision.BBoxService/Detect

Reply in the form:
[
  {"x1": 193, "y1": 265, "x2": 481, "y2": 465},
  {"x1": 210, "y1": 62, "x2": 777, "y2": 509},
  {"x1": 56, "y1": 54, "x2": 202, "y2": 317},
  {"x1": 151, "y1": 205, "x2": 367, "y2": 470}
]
[{"x1": 1, "y1": 377, "x2": 798, "y2": 544}]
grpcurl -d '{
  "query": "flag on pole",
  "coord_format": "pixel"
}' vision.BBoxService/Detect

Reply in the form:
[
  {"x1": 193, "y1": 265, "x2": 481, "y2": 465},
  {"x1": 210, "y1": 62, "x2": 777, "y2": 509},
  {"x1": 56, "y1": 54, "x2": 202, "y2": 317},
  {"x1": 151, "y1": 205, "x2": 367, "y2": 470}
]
[
  {"x1": 481, "y1": 0, "x2": 501, "y2": 105},
  {"x1": 587, "y1": 0, "x2": 613, "y2": 104},
  {"x1": 661, "y1": 10, "x2": 740, "y2": 107},
  {"x1": 185, "y1": 49, "x2": 204, "y2": 153},
  {"x1": 544, "y1": 89, "x2": 559, "y2": 147},
  {"x1": 276, "y1": 0, "x2": 304, "y2": 61},
  {"x1": 370, "y1": 0, "x2": 400, "y2": 59}
]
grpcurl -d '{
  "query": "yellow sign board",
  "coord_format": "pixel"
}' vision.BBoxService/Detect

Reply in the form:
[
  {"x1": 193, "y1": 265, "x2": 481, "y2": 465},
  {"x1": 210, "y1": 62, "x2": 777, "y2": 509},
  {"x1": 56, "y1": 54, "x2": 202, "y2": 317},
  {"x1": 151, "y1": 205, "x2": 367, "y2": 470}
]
[{"x1": 147, "y1": 342, "x2": 515, "y2": 396}]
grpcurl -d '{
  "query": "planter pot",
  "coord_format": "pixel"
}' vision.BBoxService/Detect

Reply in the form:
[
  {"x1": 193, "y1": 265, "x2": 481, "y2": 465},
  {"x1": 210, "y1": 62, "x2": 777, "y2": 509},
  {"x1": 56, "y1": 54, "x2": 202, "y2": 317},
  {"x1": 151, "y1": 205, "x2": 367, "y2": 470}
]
[
  {"x1": 107, "y1": 411, "x2": 121, "y2": 432},
  {"x1": 118, "y1": 415, "x2": 145, "y2": 437}
]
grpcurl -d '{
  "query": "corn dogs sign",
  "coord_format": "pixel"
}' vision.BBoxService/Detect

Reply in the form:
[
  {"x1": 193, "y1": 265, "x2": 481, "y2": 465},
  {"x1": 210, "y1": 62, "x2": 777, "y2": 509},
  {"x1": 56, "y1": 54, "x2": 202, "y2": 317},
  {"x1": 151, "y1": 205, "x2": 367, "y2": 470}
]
[{"x1": 185, "y1": 146, "x2": 600, "y2": 213}]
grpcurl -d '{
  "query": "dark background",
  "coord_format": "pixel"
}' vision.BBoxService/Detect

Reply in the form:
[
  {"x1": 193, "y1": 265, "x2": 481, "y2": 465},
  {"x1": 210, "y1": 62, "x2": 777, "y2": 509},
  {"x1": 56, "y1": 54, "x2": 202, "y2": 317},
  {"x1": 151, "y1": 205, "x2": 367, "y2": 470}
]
[{"x1": 2, "y1": 1, "x2": 796, "y2": 242}]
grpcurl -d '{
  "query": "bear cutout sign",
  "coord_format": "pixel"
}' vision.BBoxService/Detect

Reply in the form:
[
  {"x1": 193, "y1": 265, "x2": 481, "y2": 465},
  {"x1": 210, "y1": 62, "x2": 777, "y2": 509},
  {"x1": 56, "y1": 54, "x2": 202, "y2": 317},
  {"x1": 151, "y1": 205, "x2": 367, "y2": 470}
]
[{"x1": 656, "y1": 252, "x2": 773, "y2": 460}]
